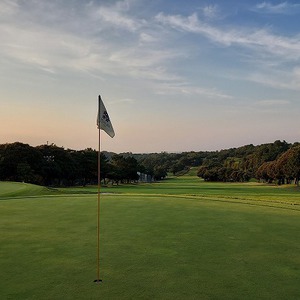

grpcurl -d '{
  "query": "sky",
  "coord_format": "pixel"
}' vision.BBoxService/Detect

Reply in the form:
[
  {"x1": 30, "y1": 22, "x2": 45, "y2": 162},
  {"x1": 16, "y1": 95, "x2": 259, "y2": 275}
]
[{"x1": 1, "y1": 0, "x2": 300, "y2": 153}]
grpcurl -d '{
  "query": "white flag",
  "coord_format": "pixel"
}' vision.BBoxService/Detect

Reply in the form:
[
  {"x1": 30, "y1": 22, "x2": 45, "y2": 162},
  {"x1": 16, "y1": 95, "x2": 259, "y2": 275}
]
[{"x1": 97, "y1": 95, "x2": 115, "y2": 138}]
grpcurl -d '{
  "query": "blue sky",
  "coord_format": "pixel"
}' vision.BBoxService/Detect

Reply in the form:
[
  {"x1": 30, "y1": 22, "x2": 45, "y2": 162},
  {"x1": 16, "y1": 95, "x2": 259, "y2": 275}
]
[{"x1": 1, "y1": 0, "x2": 300, "y2": 153}]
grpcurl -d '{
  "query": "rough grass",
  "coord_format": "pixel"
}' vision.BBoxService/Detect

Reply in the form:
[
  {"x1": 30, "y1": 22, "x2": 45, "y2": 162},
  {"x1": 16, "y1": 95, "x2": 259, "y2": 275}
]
[{"x1": 1, "y1": 175, "x2": 300, "y2": 299}]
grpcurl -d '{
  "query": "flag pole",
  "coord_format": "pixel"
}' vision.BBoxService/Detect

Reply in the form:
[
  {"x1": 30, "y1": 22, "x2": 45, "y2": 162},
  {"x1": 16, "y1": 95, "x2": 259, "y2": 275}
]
[
  {"x1": 94, "y1": 94, "x2": 115, "y2": 283},
  {"x1": 95, "y1": 109, "x2": 102, "y2": 283}
]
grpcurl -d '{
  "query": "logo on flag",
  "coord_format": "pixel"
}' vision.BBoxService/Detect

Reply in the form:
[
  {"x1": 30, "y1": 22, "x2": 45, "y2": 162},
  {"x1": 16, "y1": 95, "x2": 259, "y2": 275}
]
[{"x1": 97, "y1": 95, "x2": 115, "y2": 138}]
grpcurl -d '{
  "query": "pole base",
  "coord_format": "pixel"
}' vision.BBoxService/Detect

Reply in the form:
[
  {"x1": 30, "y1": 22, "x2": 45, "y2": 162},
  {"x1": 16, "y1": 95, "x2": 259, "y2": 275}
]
[{"x1": 94, "y1": 279, "x2": 103, "y2": 283}]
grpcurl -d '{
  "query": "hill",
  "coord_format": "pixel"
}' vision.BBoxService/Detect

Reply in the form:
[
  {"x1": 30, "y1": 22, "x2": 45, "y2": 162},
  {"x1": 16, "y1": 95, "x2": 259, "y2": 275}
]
[{"x1": 0, "y1": 181, "x2": 54, "y2": 198}]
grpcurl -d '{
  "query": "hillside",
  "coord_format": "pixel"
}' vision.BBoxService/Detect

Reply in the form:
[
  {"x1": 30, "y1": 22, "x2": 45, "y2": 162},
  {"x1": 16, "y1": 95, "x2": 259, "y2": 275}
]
[{"x1": 0, "y1": 182, "x2": 54, "y2": 198}]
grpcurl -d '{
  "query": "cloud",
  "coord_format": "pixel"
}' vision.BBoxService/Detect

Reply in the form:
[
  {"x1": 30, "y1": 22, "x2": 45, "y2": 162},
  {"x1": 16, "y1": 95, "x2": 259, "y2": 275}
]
[
  {"x1": 111, "y1": 98, "x2": 136, "y2": 104},
  {"x1": 202, "y1": 4, "x2": 220, "y2": 20},
  {"x1": 155, "y1": 12, "x2": 300, "y2": 61},
  {"x1": 254, "y1": 1, "x2": 300, "y2": 14},
  {"x1": 139, "y1": 32, "x2": 157, "y2": 43},
  {"x1": 0, "y1": 21, "x2": 98, "y2": 74},
  {"x1": 0, "y1": 0, "x2": 19, "y2": 16},
  {"x1": 256, "y1": 99, "x2": 290, "y2": 106},
  {"x1": 93, "y1": 5, "x2": 144, "y2": 32},
  {"x1": 154, "y1": 10, "x2": 300, "y2": 93},
  {"x1": 2, "y1": 0, "x2": 298, "y2": 102},
  {"x1": 247, "y1": 67, "x2": 300, "y2": 91},
  {"x1": 155, "y1": 82, "x2": 232, "y2": 100},
  {"x1": 0, "y1": 0, "x2": 181, "y2": 83}
]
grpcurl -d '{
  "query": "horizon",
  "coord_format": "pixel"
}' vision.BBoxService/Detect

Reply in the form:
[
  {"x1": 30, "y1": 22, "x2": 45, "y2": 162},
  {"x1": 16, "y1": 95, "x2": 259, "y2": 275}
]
[
  {"x1": 1, "y1": 1, "x2": 300, "y2": 153},
  {"x1": 1, "y1": 138, "x2": 295, "y2": 155}
]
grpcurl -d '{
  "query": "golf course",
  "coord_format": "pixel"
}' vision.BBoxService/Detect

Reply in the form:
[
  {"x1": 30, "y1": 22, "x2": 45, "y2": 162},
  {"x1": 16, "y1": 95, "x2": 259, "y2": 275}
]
[{"x1": 1, "y1": 170, "x2": 300, "y2": 299}]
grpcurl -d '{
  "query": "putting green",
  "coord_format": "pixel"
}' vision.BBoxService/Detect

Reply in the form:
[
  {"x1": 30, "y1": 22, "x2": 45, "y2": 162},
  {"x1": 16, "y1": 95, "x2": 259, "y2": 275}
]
[{"x1": 1, "y1": 176, "x2": 300, "y2": 299}]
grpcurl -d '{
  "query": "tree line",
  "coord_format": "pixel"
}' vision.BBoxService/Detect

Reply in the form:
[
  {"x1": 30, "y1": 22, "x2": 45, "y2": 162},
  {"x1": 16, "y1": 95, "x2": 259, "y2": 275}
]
[
  {"x1": 197, "y1": 140, "x2": 300, "y2": 185},
  {"x1": 1, "y1": 140, "x2": 300, "y2": 186},
  {"x1": 0, "y1": 142, "x2": 169, "y2": 186}
]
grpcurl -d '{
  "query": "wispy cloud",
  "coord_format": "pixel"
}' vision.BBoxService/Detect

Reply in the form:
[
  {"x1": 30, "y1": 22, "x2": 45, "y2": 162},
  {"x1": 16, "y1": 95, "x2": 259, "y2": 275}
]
[
  {"x1": 111, "y1": 98, "x2": 136, "y2": 104},
  {"x1": 0, "y1": 0, "x2": 179, "y2": 83},
  {"x1": 0, "y1": 0, "x2": 19, "y2": 16},
  {"x1": 1, "y1": 1, "x2": 299, "y2": 98},
  {"x1": 254, "y1": 1, "x2": 300, "y2": 14},
  {"x1": 2, "y1": 0, "x2": 235, "y2": 100},
  {"x1": 92, "y1": 5, "x2": 145, "y2": 32},
  {"x1": 155, "y1": 12, "x2": 300, "y2": 61},
  {"x1": 1, "y1": 0, "x2": 300, "y2": 152},
  {"x1": 0, "y1": 21, "x2": 99, "y2": 74},
  {"x1": 256, "y1": 99, "x2": 290, "y2": 106},
  {"x1": 154, "y1": 9, "x2": 300, "y2": 93},
  {"x1": 139, "y1": 32, "x2": 158, "y2": 43},
  {"x1": 248, "y1": 67, "x2": 300, "y2": 91},
  {"x1": 202, "y1": 4, "x2": 220, "y2": 20},
  {"x1": 155, "y1": 82, "x2": 232, "y2": 100}
]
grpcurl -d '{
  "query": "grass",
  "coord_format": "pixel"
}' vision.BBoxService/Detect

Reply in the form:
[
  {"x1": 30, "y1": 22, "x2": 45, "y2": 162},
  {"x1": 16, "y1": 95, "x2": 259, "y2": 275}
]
[
  {"x1": 0, "y1": 181, "x2": 53, "y2": 198},
  {"x1": 1, "y1": 174, "x2": 300, "y2": 299}
]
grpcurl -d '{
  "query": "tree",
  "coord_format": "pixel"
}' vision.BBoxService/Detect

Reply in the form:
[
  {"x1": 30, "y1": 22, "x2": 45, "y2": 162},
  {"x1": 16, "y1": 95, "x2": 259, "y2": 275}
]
[
  {"x1": 277, "y1": 146, "x2": 300, "y2": 185},
  {"x1": 0, "y1": 142, "x2": 44, "y2": 183},
  {"x1": 107, "y1": 154, "x2": 139, "y2": 184},
  {"x1": 153, "y1": 165, "x2": 167, "y2": 180},
  {"x1": 37, "y1": 144, "x2": 77, "y2": 186}
]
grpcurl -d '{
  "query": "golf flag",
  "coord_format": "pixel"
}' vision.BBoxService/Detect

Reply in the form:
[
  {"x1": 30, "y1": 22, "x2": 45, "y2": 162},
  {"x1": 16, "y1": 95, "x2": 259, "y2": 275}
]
[{"x1": 97, "y1": 95, "x2": 115, "y2": 138}]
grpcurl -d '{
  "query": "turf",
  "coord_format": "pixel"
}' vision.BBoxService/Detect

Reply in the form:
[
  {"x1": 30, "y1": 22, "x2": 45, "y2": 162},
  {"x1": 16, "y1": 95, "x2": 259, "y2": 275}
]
[
  {"x1": 0, "y1": 182, "x2": 54, "y2": 199},
  {"x1": 1, "y1": 174, "x2": 300, "y2": 299}
]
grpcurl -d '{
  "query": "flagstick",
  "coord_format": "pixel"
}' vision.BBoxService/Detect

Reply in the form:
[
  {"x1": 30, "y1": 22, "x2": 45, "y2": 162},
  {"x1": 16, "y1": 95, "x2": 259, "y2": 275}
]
[
  {"x1": 94, "y1": 94, "x2": 114, "y2": 283},
  {"x1": 94, "y1": 126, "x2": 102, "y2": 283}
]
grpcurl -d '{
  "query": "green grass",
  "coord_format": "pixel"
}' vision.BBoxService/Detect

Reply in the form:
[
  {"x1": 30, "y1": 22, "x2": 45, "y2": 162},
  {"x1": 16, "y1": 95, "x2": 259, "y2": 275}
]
[
  {"x1": 0, "y1": 182, "x2": 55, "y2": 198},
  {"x1": 1, "y1": 175, "x2": 300, "y2": 299}
]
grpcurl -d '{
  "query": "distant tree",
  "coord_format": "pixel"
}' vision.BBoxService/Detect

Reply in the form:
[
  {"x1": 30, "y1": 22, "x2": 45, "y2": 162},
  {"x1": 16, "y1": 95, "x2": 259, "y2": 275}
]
[
  {"x1": 242, "y1": 140, "x2": 290, "y2": 177},
  {"x1": 100, "y1": 152, "x2": 110, "y2": 184},
  {"x1": 37, "y1": 144, "x2": 77, "y2": 186},
  {"x1": 153, "y1": 165, "x2": 167, "y2": 180},
  {"x1": 170, "y1": 161, "x2": 186, "y2": 175},
  {"x1": 16, "y1": 162, "x2": 34, "y2": 183},
  {"x1": 277, "y1": 146, "x2": 300, "y2": 185},
  {"x1": 107, "y1": 154, "x2": 139, "y2": 184},
  {"x1": 125, "y1": 156, "x2": 140, "y2": 182},
  {"x1": 1, "y1": 140, "x2": 298, "y2": 186},
  {"x1": 71, "y1": 149, "x2": 98, "y2": 186},
  {"x1": 255, "y1": 146, "x2": 300, "y2": 185},
  {"x1": 0, "y1": 142, "x2": 43, "y2": 183}
]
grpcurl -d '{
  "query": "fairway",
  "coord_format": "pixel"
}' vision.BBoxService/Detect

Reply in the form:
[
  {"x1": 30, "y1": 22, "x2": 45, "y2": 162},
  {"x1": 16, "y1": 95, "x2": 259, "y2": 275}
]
[{"x1": 1, "y1": 176, "x2": 300, "y2": 299}]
